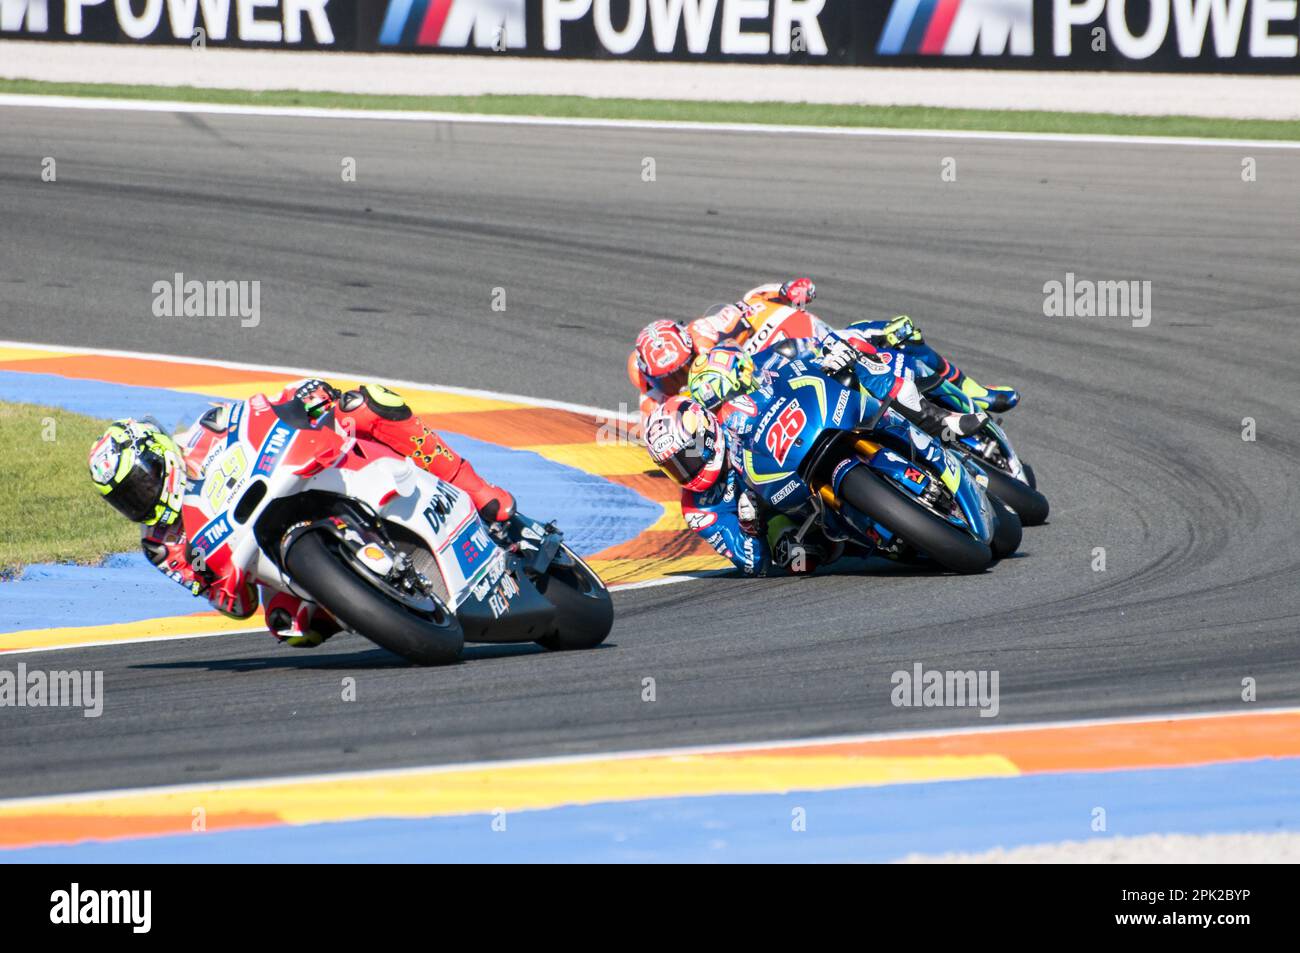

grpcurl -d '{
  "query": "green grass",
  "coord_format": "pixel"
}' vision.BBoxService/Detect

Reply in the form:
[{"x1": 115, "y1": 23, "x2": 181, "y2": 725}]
[
  {"x1": 0, "y1": 402, "x2": 138, "y2": 577},
  {"x1": 3, "y1": 77, "x2": 1297, "y2": 141}
]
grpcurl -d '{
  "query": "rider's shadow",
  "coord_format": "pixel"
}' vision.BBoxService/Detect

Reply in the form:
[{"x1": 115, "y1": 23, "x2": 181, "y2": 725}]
[{"x1": 134, "y1": 640, "x2": 558, "y2": 673}]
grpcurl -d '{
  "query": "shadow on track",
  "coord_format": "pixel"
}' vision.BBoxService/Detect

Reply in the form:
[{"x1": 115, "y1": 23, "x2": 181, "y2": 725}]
[{"x1": 128, "y1": 640, "x2": 620, "y2": 673}]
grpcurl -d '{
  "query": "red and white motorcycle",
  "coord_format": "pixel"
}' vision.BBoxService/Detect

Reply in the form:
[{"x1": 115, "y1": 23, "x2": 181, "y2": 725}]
[{"x1": 180, "y1": 395, "x2": 613, "y2": 665}]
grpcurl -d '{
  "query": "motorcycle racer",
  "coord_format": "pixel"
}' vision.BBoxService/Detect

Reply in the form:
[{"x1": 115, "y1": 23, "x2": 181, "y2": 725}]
[
  {"x1": 87, "y1": 380, "x2": 515, "y2": 647},
  {"x1": 844, "y1": 315, "x2": 1020, "y2": 414},
  {"x1": 649, "y1": 344, "x2": 986, "y2": 577},
  {"x1": 628, "y1": 277, "x2": 817, "y2": 421},
  {"x1": 690, "y1": 312, "x2": 1019, "y2": 434},
  {"x1": 687, "y1": 277, "x2": 824, "y2": 354}
]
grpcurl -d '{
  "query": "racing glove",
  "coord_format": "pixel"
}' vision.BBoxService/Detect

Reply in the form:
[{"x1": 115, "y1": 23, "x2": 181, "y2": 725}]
[
  {"x1": 141, "y1": 530, "x2": 208, "y2": 596},
  {"x1": 780, "y1": 278, "x2": 816, "y2": 309},
  {"x1": 879, "y1": 315, "x2": 922, "y2": 348},
  {"x1": 819, "y1": 339, "x2": 861, "y2": 375},
  {"x1": 209, "y1": 567, "x2": 258, "y2": 620},
  {"x1": 737, "y1": 489, "x2": 763, "y2": 537}
]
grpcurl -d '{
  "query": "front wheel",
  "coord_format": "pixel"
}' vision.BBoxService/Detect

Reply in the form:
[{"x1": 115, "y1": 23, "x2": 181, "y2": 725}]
[
  {"x1": 839, "y1": 466, "x2": 992, "y2": 574},
  {"x1": 284, "y1": 532, "x2": 464, "y2": 665},
  {"x1": 534, "y1": 547, "x2": 614, "y2": 651},
  {"x1": 982, "y1": 465, "x2": 1050, "y2": 526}
]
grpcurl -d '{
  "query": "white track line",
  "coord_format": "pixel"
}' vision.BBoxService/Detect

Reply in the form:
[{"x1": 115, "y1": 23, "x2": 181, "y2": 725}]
[
  {"x1": 2, "y1": 93, "x2": 1298, "y2": 150},
  {"x1": 0, "y1": 338, "x2": 633, "y2": 423},
  {"x1": 2, "y1": 704, "x2": 1295, "y2": 811},
  {"x1": 0, "y1": 628, "x2": 261, "y2": 658},
  {"x1": 0, "y1": 339, "x2": 697, "y2": 655}
]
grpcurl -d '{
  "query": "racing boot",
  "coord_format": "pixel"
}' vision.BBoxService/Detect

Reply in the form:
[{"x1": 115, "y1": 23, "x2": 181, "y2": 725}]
[
  {"x1": 909, "y1": 350, "x2": 1019, "y2": 415},
  {"x1": 338, "y1": 384, "x2": 516, "y2": 523},
  {"x1": 958, "y1": 375, "x2": 1020, "y2": 414},
  {"x1": 767, "y1": 515, "x2": 843, "y2": 575},
  {"x1": 264, "y1": 591, "x2": 340, "y2": 648},
  {"x1": 891, "y1": 377, "x2": 987, "y2": 442},
  {"x1": 934, "y1": 358, "x2": 1019, "y2": 413}
]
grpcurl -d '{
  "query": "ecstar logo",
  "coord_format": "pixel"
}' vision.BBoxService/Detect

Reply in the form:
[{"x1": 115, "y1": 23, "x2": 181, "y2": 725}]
[{"x1": 877, "y1": 0, "x2": 1033, "y2": 56}]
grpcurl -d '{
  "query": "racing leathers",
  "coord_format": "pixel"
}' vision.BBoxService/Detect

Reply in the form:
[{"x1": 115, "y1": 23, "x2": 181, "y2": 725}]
[
  {"x1": 681, "y1": 458, "x2": 773, "y2": 577},
  {"x1": 842, "y1": 316, "x2": 1020, "y2": 413},
  {"x1": 628, "y1": 278, "x2": 818, "y2": 421},
  {"x1": 680, "y1": 342, "x2": 984, "y2": 577},
  {"x1": 141, "y1": 380, "x2": 515, "y2": 646}
]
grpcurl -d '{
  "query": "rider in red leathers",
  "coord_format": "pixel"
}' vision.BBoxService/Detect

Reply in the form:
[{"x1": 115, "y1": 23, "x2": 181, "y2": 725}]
[
  {"x1": 628, "y1": 278, "x2": 817, "y2": 422},
  {"x1": 89, "y1": 380, "x2": 514, "y2": 648}
]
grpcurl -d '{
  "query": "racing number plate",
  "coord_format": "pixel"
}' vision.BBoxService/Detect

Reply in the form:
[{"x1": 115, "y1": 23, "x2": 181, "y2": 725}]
[{"x1": 764, "y1": 401, "x2": 807, "y2": 467}]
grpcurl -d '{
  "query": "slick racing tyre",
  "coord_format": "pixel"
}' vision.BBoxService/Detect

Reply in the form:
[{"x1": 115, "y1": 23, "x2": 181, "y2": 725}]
[
  {"x1": 285, "y1": 531, "x2": 464, "y2": 665},
  {"x1": 989, "y1": 495, "x2": 1023, "y2": 560},
  {"x1": 839, "y1": 466, "x2": 992, "y2": 574},
  {"x1": 981, "y1": 465, "x2": 1050, "y2": 527},
  {"x1": 534, "y1": 546, "x2": 614, "y2": 651}
]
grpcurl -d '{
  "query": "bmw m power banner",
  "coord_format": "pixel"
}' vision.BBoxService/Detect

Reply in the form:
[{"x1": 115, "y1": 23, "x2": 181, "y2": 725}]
[
  {"x1": 0, "y1": 0, "x2": 352, "y2": 47},
  {"x1": 3, "y1": 0, "x2": 1299, "y2": 72}
]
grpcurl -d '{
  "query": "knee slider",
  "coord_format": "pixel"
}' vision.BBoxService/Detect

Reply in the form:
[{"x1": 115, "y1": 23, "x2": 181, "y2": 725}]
[{"x1": 343, "y1": 383, "x2": 412, "y2": 421}]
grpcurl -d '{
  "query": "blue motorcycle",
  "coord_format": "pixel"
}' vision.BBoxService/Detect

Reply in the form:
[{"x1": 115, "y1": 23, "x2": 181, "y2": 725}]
[
  {"x1": 738, "y1": 356, "x2": 1018, "y2": 574},
  {"x1": 929, "y1": 378, "x2": 1049, "y2": 526},
  {"x1": 869, "y1": 326, "x2": 1050, "y2": 526}
]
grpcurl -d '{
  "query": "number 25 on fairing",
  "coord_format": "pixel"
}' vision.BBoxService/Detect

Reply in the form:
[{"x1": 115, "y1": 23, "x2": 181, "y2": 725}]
[{"x1": 764, "y1": 401, "x2": 807, "y2": 467}]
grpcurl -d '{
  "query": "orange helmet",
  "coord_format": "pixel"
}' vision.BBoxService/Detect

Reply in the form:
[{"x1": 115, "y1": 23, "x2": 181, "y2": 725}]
[{"x1": 635, "y1": 320, "x2": 695, "y2": 395}]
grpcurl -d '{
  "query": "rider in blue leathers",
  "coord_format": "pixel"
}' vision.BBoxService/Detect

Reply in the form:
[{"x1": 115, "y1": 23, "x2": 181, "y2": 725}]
[
  {"x1": 646, "y1": 338, "x2": 987, "y2": 576},
  {"x1": 842, "y1": 316, "x2": 1020, "y2": 413}
]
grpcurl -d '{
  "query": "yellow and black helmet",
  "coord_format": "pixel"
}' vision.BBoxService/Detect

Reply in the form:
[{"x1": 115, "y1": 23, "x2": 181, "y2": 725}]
[{"x1": 88, "y1": 419, "x2": 186, "y2": 525}]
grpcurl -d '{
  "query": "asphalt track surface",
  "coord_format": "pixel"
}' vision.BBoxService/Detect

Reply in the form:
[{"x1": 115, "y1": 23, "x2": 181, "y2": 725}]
[{"x1": 2, "y1": 105, "x2": 1299, "y2": 798}]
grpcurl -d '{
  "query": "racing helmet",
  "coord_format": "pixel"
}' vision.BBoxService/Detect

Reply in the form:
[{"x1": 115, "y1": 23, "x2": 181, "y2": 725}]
[
  {"x1": 645, "y1": 395, "x2": 725, "y2": 492},
  {"x1": 88, "y1": 419, "x2": 186, "y2": 526},
  {"x1": 635, "y1": 320, "x2": 695, "y2": 396},
  {"x1": 687, "y1": 345, "x2": 756, "y2": 411}
]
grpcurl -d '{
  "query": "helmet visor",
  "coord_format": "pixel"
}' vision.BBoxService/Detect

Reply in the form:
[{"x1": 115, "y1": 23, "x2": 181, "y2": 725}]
[
  {"x1": 656, "y1": 366, "x2": 689, "y2": 397},
  {"x1": 658, "y1": 447, "x2": 705, "y2": 486},
  {"x1": 657, "y1": 428, "x2": 715, "y2": 487},
  {"x1": 103, "y1": 451, "x2": 165, "y2": 522}
]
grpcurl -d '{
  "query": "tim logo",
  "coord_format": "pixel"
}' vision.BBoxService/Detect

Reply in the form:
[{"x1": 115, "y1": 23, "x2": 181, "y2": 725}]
[
  {"x1": 378, "y1": 0, "x2": 523, "y2": 48},
  {"x1": 877, "y1": 0, "x2": 1032, "y2": 56}
]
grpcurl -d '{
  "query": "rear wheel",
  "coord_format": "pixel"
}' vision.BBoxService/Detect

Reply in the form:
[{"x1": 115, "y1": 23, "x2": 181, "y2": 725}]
[
  {"x1": 284, "y1": 532, "x2": 463, "y2": 665},
  {"x1": 534, "y1": 547, "x2": 613, "y2": 651},
  {"x1": 982, "y1": 465, "x2": 1050, "y2": 526},
  {"x1": 839, "y1": 466, "x2": 992, "y2": 574},
  {"x1": 989, "y1": 495, "x2": 1022, "y2": 560}
]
